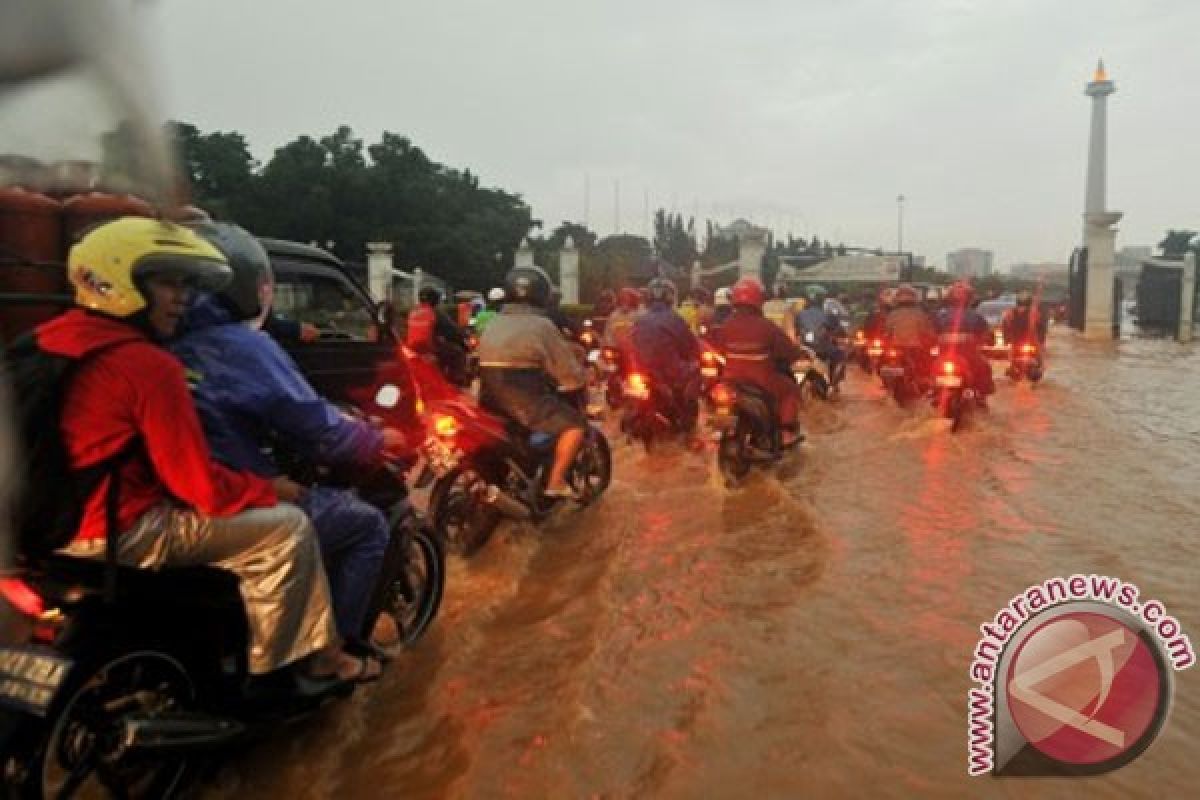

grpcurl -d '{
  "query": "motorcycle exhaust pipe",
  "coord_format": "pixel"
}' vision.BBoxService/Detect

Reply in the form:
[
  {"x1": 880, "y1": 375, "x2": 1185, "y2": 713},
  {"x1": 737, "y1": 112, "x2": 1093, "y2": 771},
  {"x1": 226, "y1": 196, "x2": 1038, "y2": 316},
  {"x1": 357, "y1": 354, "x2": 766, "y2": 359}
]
[
  {"x1": 481, "y1": 484, "x2": 532, "y2": 520},
  {"x1": 116, "y1": 712, "x2": 246, "y2": 755}
]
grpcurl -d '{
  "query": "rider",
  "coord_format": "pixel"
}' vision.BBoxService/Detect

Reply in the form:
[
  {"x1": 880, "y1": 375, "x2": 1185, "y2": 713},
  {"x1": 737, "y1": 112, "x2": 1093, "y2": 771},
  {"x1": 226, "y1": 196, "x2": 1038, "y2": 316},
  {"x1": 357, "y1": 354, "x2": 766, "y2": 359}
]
[
  {"x1": 407, "y1": 286, "x2": 469, "y2": 385},
  {"x1": 762, "y1": 281, "x2": 798, "y2": 341},
  {"x1": 592, "y1": 289, "x2": 616, "y2": 335},
  {"x1": 795, "y1": 287, "x2": 848, "y2": 381},
  {"x1": 936, "y1": 281, "x2": 996, "y2": 400},
  {"x1": 630, "y1": 278, "x2": 703, "y2": 429},
  {"x1": 1002, "y1": 289, "x2": 1048, "y2": 346},
  {"x1": 41, "y1": 217, "x2": 340, "y2": 681},
  {"x1": 862, "y1": 288, "x2": 896, "y2": 342},
  {"x1": 603, "y1": 287, "x2": 643, "y2": 359},
  {"x1": 677, "y1": 288, "x2": 701, "y2": 333},
  {"x1": 477, "y1": 266, "x2": 588, "y2": 498},
  {"x1": 885, "y1": 284, "x2": 938, "y2": 380},
  {"x1": 172, "y1": 222, "x2": 409, "y2": 678},
  {"x1": 474, "y1": 287, "x2": 505, "y2": 335},
  {"x1": 708, "y1": 277, "x2": 808, "y2": 447}
]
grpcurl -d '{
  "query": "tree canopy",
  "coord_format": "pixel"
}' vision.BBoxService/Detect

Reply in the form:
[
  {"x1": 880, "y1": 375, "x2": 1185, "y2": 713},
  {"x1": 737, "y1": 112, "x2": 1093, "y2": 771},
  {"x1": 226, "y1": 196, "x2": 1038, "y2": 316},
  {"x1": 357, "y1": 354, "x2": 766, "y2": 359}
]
[{"x1": 170, "y1": 122, "x2": 534, "y2": 290}]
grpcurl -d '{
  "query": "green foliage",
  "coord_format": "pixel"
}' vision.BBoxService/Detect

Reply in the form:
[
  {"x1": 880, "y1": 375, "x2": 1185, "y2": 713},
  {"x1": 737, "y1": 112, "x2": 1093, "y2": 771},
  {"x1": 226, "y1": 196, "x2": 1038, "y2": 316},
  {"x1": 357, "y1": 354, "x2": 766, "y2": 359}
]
[
  {"x1": 1159, "y1": 229, "x2": 1198, "y2": 259},
  {"x1": 653, "y1": 209, "x2": 697, "y2": 268},
  {"x1": 167, "y1": 122, "x2": 534, "y2": 290}
]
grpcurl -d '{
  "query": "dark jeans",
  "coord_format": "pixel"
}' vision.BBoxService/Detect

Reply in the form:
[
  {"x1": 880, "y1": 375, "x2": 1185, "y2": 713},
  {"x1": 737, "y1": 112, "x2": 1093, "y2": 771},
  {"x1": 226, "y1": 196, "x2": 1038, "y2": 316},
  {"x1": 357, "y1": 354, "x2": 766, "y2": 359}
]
[{"x1": 299, "y1": 487, "x2": 389, "y2": 642}]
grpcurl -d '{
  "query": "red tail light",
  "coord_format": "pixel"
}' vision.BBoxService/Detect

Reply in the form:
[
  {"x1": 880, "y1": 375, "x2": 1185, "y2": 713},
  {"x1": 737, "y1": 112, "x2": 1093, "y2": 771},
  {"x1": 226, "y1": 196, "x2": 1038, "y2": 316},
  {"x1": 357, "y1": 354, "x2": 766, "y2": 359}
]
[
  {"x1": 872, "y1": 339, "x2": 883, "y2": 348},
  {"x1": 1, "y1": 577, "x2": 45, "y2": 618},
  {"x1": 712, "y1": 383, "x2": 735, "y2": 407},
  {"x1": 1020, "y1": 343, "x2": 1038, "y2": 355},
  {"x1": 854, "y1": 330, "x2": 865, "y2": 343},
  {"x1": 887, "y1": 349, "x2": 899, "y2": 359},
  {"x1": 942, "y1": 361, "x2": 956, "y2": 375},
  {"x1": 627, "y1": 373, "x2": 650, "y2": 399}
]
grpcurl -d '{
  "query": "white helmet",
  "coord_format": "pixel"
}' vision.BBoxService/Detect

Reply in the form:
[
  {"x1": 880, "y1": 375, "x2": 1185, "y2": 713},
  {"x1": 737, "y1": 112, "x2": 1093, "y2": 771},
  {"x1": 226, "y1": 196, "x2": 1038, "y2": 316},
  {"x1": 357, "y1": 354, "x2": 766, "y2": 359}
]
[
  {"x1": 714, "y1": 287, "x2": 733, "y2": 307},
  {"x1": 487, "y1": 286, "x2": 506, "y2": 302}
]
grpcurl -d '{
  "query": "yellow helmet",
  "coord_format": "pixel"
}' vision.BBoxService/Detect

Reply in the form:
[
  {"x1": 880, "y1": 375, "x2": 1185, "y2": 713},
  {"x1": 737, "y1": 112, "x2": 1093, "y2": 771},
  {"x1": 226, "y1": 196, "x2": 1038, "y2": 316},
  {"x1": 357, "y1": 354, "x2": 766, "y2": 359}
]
[{"x1": 68, "y1": 216, "x2": 231, "y2": 317}]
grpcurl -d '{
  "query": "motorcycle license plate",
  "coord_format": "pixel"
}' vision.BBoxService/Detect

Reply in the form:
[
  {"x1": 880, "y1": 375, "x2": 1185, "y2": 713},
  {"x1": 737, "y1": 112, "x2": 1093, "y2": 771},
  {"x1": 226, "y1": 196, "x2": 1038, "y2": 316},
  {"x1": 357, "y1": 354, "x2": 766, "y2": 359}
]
[
  {"x1": 935, "y1": 375, "x2": 964, "y2": 388},
  {"x1": 879, "y1": 366, "x2": 904, "y2": 378},
  {"x1": 0, "y1": 646, "x2": 71, "y2": 716},
  {"x1": 867, "y1": 347, "x2": 884, "y2": 357}
]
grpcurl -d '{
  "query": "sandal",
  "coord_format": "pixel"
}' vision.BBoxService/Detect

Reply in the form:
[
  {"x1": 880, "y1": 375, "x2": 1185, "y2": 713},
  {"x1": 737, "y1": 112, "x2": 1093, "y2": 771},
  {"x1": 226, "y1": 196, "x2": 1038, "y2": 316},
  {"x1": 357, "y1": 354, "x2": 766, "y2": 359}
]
[{"x1": 337, "y1": 653, "x2": 383, "y2": 685}]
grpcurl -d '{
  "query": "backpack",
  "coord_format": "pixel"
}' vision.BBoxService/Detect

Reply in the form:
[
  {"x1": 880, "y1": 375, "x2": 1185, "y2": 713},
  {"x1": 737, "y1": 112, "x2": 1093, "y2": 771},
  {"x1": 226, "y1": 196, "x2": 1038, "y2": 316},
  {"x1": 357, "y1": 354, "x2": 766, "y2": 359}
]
[{"x1": 4, "y1": 333, "x2": 135, "y2": 562}]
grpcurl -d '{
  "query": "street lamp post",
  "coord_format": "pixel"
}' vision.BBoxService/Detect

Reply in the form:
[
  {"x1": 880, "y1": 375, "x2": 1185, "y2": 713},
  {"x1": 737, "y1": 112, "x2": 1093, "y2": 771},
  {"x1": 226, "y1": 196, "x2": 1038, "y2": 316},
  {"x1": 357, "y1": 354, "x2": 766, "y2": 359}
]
[{"x1": 896, "y1": 194, "x2": 905, "y2": 255}]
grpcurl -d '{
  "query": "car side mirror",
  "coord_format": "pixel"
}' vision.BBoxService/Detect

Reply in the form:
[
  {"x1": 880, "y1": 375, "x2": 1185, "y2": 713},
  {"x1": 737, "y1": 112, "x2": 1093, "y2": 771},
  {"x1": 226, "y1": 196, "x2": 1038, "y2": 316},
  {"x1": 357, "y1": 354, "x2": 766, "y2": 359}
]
[{"x1": 375, "y1": 384, "x2": 401, "y2": 409}]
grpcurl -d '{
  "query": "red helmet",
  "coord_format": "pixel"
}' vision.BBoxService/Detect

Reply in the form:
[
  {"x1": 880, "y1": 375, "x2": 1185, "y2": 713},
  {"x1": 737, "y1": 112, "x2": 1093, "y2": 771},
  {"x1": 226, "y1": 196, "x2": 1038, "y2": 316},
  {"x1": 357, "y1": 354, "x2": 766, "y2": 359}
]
[
  {"x1": 618, "y1": 287, "x2": 640, "y2": 310},
  {"x1": 731, "y1": 276, "x2": 766, "y2": 308},
  {"x1": 893, "y1": 284, "x2": 919, "y2": 305},
  {"x1": 946, "y1": 280, "x2": 975, "y2": 307}
]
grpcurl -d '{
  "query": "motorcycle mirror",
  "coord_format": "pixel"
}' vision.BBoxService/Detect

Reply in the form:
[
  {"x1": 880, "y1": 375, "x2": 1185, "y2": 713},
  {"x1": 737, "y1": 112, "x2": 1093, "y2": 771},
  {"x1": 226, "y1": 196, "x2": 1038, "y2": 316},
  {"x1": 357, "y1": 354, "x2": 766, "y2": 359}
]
[{"x1": 375, "y1": 384, "x2": 401, "y2": 409}]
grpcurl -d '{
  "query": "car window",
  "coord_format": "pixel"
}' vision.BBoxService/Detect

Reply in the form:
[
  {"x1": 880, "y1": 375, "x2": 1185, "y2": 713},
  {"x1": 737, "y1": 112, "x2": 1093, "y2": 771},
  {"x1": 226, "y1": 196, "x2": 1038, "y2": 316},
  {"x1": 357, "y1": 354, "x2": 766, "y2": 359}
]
[{"x1": 273, "y1": 269, "x2": 377, "y2": 341}]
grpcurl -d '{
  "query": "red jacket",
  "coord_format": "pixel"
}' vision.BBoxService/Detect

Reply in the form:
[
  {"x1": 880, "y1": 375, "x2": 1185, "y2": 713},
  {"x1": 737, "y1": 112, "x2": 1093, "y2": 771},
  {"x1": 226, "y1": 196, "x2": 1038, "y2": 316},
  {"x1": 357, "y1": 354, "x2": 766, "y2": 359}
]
[
  {"x1": 710, "y1": 307, "x2": 805, "y2": 385},
  {"x1": 405, "y1": 305, "x2": 436, "y2": 352},
  {"x1": 36, "y1": 310, "x2": 277, "y2": 543}
]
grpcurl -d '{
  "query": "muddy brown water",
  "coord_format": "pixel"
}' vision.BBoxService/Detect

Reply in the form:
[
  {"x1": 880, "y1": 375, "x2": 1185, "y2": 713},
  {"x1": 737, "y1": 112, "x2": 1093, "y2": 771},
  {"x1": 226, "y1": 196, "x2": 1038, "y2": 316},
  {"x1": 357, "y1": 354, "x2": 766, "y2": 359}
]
[{"x1": 208, "y1": 328, "x2": 1199, "y2": 799}]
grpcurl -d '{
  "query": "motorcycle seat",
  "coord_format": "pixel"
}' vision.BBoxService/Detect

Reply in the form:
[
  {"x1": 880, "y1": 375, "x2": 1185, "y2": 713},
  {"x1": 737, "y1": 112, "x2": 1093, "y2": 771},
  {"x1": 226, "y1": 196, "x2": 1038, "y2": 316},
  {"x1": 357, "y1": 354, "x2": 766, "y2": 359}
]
[{"x1": 38, "y1": 554, "x2": 243, "y2": 613}]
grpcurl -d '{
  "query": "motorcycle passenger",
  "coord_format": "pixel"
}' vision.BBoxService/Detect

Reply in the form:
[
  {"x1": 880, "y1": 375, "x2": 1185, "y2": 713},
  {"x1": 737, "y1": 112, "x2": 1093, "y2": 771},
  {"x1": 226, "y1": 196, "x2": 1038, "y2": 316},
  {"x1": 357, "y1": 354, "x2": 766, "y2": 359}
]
[
  {"x1": 408, "y1": 286, "x2": 469, "y2": 386},
  {"x1": 1002, "y1": 289, "x2": 1048, "y2": 346},
  {"x1": 795, "y1": 288, "x2": 848, "y2": 382},
  {"x1": 885, "y1": 284, "x2": 938, "y2": 380},
  {"x1": 474, "y1": 287, "x2": 505, "y2": 336},
  {"x1": 477, "y1": 267, "x2": 588, "y2": 498},
  {"x1": 630, "y1": 278, "x2": 703, "y2": 430},
  {"x1": 41, "y1": 217, "x2": 340, "y2": 680},
  {"x1": 936, "y1": 281, "x2": 996, "y2": 399},
  {"x1": 692, "y1": 287, "x2": 715, "y2": 334},
  {"x1": 708, "y1": 277, "x2": 808, "y2": 447},
  {"x1": 173, "y1": 223, "x2": 407, "y2": 679},
  {"x1": 677, "y1": 289, "x2": 701, "y2": 333},
  {"x1": 710, "y1": 287, "x2": 734, "y2": 332}
]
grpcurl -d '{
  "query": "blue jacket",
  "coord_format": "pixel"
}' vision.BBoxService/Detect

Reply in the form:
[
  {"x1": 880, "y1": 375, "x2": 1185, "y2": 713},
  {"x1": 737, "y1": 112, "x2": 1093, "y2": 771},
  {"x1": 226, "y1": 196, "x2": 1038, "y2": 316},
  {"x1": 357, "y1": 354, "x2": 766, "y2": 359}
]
[
  {"x1": 630, "y1": 303, "x2": 700, "y2": 383},
  {"x1": 935, "y1": 307, "x2": 991, "y2": 350},
  {"x1": 795, "y1": 307, "x2": 844, "y2": 354},
  {"x1": 171, "y1": 295, "x2": 383, "y2": 476}
]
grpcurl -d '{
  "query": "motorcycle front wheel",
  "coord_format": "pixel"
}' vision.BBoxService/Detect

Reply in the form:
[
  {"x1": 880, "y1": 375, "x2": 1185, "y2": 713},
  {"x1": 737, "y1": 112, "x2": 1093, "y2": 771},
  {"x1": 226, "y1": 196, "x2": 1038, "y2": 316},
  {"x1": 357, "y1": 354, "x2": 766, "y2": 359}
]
[
  {"x1": 717, "y1": 418, "x2": 753, "y2": 487},
  {"x1": 384, "y1": 525, "x2": 445, "y2": 645},
  {"x1": 429, "y1": 468, "x2": 501, "y2": 557}
]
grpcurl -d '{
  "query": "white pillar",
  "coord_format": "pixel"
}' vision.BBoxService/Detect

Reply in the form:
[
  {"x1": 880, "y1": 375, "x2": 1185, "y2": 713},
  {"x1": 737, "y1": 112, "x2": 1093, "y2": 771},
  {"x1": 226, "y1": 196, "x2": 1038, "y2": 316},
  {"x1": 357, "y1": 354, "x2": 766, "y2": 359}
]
[
  {"x1": 365, "y1": 242, "x2": 393, "y2": 305},
  {"x1": 412, "y1": 267, "x2": 423, "y2": 307},
  {"x1": 560, "y1": 235, "x2": 579, "y2": 304},
  {"x1": 515, "y1": 237, "x2": 535, "y2": 268},
  {"x1": 1083, "y1": 212, "x2": 1120, "y2": 340},
  {"x1": 1181, "y1": 252, "x2": 1196, "y2": 343},
  {"x1": 1084, "y1": 61, "x2": 1115, "y2": 219},
  {"x1": 738, "y1": 229, "x2": 766, "y2": 282}
]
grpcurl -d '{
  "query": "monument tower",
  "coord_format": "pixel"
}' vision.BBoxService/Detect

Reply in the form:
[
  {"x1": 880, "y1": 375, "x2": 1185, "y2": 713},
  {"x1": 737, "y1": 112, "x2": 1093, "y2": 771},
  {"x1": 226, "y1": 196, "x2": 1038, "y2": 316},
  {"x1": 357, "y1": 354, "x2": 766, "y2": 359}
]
[{"x1": 1081, "y1": 59, "x2": 1121, "y2": 340}]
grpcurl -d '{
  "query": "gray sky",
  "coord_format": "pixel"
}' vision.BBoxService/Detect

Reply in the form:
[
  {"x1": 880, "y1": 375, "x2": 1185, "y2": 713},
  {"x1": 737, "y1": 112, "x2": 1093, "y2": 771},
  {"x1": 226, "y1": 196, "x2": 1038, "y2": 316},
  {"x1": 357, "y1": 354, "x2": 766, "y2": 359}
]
[{"x1": 151, "y1": 0, "x2": 1199, "y2": 270}]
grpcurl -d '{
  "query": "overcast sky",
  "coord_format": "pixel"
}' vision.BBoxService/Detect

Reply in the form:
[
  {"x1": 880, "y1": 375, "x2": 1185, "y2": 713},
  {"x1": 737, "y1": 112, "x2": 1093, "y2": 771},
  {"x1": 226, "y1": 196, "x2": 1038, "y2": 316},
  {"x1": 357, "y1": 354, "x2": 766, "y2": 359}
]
[{"x1": 151, "y1": 0, "x2": 1198, "y2": 270}]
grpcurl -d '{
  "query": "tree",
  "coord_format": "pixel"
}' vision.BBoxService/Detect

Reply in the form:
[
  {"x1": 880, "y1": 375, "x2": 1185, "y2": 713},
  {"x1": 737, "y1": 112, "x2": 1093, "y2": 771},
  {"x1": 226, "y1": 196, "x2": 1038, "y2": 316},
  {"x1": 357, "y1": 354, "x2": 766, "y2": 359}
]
[
  {"x1": 1159, "y1": 229, "x2": 1197, "y2": 259},
  {"x1": 169, "y1": 122, "x2": 259, "y2": 220}
]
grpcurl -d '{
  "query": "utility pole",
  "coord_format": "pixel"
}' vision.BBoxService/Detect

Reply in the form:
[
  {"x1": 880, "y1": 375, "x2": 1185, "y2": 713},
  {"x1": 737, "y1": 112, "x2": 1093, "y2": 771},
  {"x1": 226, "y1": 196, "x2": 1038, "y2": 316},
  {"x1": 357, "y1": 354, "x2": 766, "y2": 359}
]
[{"x1": 614, "y1": 179, "x2": 621, "y2": 235}]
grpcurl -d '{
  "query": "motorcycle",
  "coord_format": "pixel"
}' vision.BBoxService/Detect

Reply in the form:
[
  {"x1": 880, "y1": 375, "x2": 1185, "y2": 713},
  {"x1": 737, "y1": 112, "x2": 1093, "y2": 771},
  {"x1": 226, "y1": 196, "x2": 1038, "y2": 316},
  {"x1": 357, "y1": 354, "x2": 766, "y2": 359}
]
[
  {"x1": 877, "y1": 345, "x2": 930, "y2": 407},
  {"x1": 709, "y1": 364, "x2": 805, "y2": 487},
  {"x1": 418, "y1": 392, "x2": 611, "y2": 557},
  {"x1": 931, "y1": 351, "x2": 980, "y2": 433},
  {"x1": 0, "y1": 385, "x2": 443, "y2": 799},
  {"x1": 1006, "y1": 341, "x2": 1044, "y2": 384},
  {"x1": 618, "y1": 369, "x2": 699, "y2": 452},
  {"x1": 599, "y1": 346, "x2": 628, "y2": 409}
]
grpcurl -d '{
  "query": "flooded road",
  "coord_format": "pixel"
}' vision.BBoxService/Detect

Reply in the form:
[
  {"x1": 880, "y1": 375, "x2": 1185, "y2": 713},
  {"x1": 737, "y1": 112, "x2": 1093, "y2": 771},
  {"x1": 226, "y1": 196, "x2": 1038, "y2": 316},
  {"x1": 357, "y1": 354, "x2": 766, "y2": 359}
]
[{"x1": 210, "y1": 327, "x2": 1200, "y2": 798}]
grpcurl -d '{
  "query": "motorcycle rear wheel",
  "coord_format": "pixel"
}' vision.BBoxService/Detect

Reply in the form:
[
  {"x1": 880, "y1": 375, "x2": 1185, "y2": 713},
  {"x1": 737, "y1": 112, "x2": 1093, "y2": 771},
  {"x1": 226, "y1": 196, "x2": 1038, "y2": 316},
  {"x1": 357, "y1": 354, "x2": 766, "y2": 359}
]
[
  {"x1": 27, "y1": 649, "x2": 195, "y2": 800},
  {"x1": 718, "y1": 419, "x2": 753, "y2": 487},
  {"x1": 570, "y1": 430, "x2": 612, "y2": 506}
]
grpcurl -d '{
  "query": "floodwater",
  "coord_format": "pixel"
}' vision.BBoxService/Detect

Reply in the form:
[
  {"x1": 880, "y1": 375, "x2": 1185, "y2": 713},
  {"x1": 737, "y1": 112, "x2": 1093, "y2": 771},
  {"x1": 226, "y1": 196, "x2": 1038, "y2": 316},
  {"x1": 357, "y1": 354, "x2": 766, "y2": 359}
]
[{"x1": 209, "y1": 326, "x2": 1200, "y2": 799}]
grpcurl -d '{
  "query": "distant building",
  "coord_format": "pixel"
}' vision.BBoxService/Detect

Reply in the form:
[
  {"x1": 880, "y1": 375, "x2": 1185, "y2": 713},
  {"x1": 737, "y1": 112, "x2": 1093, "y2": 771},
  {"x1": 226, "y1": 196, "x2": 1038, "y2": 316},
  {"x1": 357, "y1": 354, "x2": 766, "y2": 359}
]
[
  {"x1": 946, "y1": 248, "x2": 994, "y2": 278},
  {"x1": 1009, "y1": 262, "x2": 1069, "y2": 286}
]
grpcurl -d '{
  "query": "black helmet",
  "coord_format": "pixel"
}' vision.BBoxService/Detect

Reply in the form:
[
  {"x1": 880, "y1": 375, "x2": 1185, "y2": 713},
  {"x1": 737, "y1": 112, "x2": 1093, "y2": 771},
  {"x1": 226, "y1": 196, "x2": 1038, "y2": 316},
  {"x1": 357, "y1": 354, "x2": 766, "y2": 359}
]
[
  {"x1": 646, "y1": 277, "x2": 676, "y2": 305},
  {"x1": 505, "y1": 266, "x2": 552, "y2": 307},
  {"x1": 189, "y1": 221, "x2": 271, "y2": 321},
  {"x1": 418, "y1": 286, "x2": 442, "y2": 306}
]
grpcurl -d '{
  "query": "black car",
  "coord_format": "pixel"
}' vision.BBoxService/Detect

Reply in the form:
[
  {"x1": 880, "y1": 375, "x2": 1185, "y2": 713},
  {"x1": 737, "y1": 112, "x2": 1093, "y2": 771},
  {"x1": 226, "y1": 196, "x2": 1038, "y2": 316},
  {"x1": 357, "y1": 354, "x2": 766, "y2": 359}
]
[{"x1": 262, "y1": 238, "x2": 421, "y2": 437}]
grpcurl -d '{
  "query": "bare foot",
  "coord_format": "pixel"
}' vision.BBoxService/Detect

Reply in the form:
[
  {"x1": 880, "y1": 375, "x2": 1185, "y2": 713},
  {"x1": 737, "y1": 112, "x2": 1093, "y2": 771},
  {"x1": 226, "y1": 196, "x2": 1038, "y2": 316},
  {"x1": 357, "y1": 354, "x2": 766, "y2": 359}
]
[{"x1": 372, "y1": 612, "x2": 401, "y2": 648}]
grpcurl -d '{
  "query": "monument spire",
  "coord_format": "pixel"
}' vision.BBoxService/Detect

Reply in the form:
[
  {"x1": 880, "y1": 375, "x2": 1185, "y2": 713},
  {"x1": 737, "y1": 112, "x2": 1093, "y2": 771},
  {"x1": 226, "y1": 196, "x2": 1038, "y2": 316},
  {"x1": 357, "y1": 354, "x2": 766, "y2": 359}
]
[{"x1": 1080, "y1": 58, "x2": 1122, "y2": 340}]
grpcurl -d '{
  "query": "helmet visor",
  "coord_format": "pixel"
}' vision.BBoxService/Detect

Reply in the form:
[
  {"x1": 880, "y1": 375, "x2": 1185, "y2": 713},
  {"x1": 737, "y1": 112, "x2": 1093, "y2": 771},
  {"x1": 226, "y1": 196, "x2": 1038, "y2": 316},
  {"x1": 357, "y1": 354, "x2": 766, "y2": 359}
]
[{"x1": 134, "y1": 254, "x2": 231, "y2": 293}]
